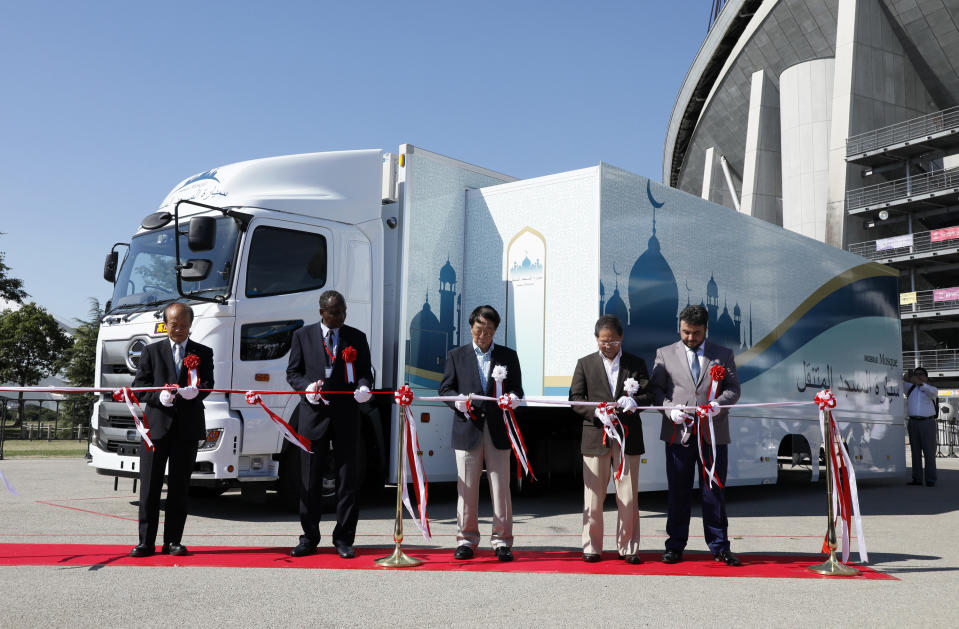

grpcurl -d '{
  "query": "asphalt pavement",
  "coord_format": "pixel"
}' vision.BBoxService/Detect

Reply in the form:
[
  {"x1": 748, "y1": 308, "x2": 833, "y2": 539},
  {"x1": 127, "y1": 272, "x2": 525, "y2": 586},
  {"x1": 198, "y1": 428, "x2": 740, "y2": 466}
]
[{"x1": 0, "y1": 454, "x2": 957, "y2": 628}]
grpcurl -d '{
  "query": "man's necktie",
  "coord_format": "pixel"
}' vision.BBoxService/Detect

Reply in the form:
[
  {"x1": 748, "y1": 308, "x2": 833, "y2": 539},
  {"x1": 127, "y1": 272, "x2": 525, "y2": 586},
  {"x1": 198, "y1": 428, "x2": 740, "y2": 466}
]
[
  {"x1": 690, "y1": 351, "x2": 700, "y2": 382},
  {"x1": 326, "y1": 329, "x2": 335, "y2": 359},
  {"x1": 174, "y1": 343, "x2": 183, "y2": 379}
]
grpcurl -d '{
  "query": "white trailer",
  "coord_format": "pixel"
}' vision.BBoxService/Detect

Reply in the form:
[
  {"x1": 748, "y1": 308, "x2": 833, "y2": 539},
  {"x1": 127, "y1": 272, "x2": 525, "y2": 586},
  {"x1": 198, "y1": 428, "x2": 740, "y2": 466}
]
[{"x1": 90, "y1": 145, "x2": 905, "y2": 496}]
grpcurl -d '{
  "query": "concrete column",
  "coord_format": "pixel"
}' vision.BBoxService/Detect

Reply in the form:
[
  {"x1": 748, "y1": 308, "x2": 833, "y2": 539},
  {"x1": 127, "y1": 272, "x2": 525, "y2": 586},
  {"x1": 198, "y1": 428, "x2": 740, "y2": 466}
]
[
  {"x1": 701, "y1": 147, "x2": 715, "y2": 201},
  {"x1": 781, "y1": 58, "x2": 835, "y2": 242},
  {"x1": 740, "y1": 69, "x2": 782, "y2": 225}
]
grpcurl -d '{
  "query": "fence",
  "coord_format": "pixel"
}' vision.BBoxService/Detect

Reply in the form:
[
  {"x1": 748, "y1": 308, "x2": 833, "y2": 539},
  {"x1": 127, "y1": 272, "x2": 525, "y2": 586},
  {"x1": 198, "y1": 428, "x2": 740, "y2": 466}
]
[
  {"x1": 846, "y1": 165, "x2": 959, "y2": 212},
  {"x1": 846, "y1": 105, "x2": 959, "y2": 156},
  {"x1": 939, "y1": 419, "x2": 959, "y2": 458},
  {"x1": 847, "y1": 226, "x2": 959, "y2": 260},
  {"x1": 0, "y1": 396, "x2": 92, "y2": 459}
]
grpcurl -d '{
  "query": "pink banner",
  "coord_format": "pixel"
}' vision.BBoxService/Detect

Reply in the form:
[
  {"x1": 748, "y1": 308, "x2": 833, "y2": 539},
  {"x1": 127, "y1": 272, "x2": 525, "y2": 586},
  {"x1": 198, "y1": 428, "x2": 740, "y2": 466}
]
[
  {"x1": 931, "y1": 226, "x2": 959, "y2": 243},
  {"x1": 933, "y1": 287, "x2": 959, "y2": 302}
]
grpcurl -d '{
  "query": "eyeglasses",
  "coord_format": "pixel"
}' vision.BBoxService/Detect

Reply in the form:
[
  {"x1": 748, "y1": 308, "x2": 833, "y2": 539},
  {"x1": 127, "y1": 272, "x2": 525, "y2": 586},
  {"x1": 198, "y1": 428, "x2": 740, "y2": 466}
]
[{"x1": 597, "y1": 341, "x2": 622, "y2": 348}]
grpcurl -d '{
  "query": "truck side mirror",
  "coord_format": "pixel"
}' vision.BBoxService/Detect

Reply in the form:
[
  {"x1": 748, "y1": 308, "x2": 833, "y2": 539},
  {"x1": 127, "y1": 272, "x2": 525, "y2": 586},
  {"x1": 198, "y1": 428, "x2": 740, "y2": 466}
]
[
  {"x1": 103, "y1": 251, "x2": 119, "y2": 283},
  {"x1": 188, "y1": 216, "x2": 216, "y2": 251},
  {"x1": 180, "y1": 259, "x2": 212, "y2": 282}
]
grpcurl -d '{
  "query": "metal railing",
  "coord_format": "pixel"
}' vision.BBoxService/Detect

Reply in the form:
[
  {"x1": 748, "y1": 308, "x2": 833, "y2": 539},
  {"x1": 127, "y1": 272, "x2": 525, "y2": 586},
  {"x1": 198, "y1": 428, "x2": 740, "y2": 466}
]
[
  {"x1": 903, "y1": 349, "x2": 959, "y2": 371},
  {"x1": 899, "y1": 288, "x2": 959, "y2": 317},
  {"x1": 846, "y1": 105, "x2": 959, "y2": 157},
  {"x1": 846, "y1": 166, "x2": 959, "y2": 212},
  {"x1": 937, "y1": 419, "x2": 958, "y2": 457},
  {"x1": 848, "y1": 226, "x2": 959, "y2": 260}
]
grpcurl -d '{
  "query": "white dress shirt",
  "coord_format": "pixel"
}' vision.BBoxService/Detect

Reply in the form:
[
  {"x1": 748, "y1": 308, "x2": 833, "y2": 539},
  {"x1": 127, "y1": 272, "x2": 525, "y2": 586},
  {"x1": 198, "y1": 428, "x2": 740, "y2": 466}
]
[
  {"x1": 905, "y1": 380, "x2": 938, "y2": 418},
  {"x1": 599, "y1": 349, "x2": 622, "y2": 396}
]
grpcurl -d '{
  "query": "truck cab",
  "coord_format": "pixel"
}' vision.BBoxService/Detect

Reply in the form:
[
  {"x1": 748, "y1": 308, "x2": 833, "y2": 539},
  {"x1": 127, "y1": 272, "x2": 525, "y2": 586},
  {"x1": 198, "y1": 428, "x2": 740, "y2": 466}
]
[{"x1": 90, "y1": 149, "x2": 399, "y2": 498}]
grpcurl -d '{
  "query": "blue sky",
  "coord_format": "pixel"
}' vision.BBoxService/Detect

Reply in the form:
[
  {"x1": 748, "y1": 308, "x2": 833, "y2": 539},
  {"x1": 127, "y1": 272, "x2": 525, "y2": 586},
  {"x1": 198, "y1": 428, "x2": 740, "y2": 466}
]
[{"x1": 0, "y1": 1, "x2": 708, "y2": 322}]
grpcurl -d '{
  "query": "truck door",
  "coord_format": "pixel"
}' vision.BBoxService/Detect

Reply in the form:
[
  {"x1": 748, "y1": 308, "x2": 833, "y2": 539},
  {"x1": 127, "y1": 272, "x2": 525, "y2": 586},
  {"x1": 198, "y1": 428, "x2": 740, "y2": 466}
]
[{"x1": 230, "y1": 217, "x2": 333, "y2": 454}]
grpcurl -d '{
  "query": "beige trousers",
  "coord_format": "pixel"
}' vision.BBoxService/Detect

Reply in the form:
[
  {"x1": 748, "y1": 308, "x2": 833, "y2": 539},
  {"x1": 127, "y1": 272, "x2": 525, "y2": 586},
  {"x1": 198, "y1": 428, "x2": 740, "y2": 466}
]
[
  {"x1": 455, "y1": 422, "x2": 513, "y2": 549},
  {"x1": 582, "y1": 450, "x2": 641, "y2": 555}
]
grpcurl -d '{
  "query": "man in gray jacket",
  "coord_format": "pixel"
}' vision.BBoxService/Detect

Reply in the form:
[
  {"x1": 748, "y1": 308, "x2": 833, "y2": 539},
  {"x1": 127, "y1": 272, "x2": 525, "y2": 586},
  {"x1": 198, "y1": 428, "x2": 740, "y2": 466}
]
[{"x1": 649, "y1": 304, "x2": 741, "y2": 566}]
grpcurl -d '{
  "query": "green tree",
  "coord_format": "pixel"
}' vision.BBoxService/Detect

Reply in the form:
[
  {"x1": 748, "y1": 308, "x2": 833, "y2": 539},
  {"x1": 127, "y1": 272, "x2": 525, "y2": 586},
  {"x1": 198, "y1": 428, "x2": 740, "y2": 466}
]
[
  {"x1": 62, "y1": 299, "x2": 103, "y2": 427},
  {"x1": 0, "y1": 251, "x2": 27, "y2": 304},
  {"x1": 0, "y1": 303, "x2": 71, "y2": 426}
]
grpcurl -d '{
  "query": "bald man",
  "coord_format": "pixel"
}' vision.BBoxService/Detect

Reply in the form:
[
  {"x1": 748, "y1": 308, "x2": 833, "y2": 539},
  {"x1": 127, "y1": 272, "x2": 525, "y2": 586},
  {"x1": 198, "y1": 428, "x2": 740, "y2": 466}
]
[{"x1": 130, "y1": 303, "x2": 214, "y2": 558}]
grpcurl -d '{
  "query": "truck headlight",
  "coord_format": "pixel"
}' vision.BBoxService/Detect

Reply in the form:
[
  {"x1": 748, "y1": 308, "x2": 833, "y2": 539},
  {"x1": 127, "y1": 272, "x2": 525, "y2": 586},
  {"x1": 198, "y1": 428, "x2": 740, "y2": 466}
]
[{"x1": 198, "y1": 428, "x2": 223, "y2": 451}]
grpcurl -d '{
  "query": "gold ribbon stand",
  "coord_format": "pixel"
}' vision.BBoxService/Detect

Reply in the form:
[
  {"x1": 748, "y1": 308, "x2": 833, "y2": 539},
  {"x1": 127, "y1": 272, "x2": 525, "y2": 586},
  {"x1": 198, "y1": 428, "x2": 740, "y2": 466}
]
[
  {"x1": 375, "y1": 407, "x2": 423, "y2": 568},
  {"x1": 809, "y1": 408, "x2": 859, "y2": 577}
]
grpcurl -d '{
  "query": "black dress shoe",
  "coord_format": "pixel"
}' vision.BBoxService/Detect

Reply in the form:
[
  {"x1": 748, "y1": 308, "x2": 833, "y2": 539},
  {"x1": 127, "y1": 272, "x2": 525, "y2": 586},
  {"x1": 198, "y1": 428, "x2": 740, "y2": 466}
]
[
  {"x1": 290, "y1": 541, "x2": 318, "y2": 557},
  {"x1": 583, "y1": 553, "x2": 602, "y2": 563},
  {"x1": 622, "y1": 554, "x2": 642, "y2": 565},
  {"x1": 907, "y1": 480, "x2": 923, "y2": 486},
  {"x1": 454, "y1": 545, "x2": 474, "y2": 560},
  {"x1": 662, "y1": 550, "x2": 683, "y2": 564},
  {"x1": 495, "y1": 546, "x2": 514, "y2": 562},
  {"x1": 335, "y1": 544, "x2": 355, "y2": 559},
  {"x1": 130, "y1": 544, "x2": 155, "y2": 557},
  {"x1": 161, "y1": 543, "x2": 189, "y2": 557},
  {"x1": 927, "y1": 481, "x2": 936, "y2": 487},
  {"x1": 714, "y1": 550, "x2": 742, "y2": 566}
]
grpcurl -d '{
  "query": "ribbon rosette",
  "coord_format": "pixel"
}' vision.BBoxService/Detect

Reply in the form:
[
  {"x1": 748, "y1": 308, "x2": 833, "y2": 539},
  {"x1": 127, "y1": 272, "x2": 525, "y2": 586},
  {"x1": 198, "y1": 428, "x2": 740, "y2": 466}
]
[
  {"x1": 183, "y1": 353, "x2": 200, "y2": 387},
  {"x1": 623, "y1": 377, "x2": 640, "y2": 397},
  {"x1": 394, "y1": 385, "x2": 414, "y2": 406},
  {"x1": 341, "y1": 346, "x2": 357, "y2": 383},
  {"x1": 709, "y1": 363, "x2": 726, "y2": 382},
  {"x1": 393, "y1": 385, "x2": 431, "y2": 540},
  {"x1": 815, "y1": 389, "x2": 837, "y2": 410}
]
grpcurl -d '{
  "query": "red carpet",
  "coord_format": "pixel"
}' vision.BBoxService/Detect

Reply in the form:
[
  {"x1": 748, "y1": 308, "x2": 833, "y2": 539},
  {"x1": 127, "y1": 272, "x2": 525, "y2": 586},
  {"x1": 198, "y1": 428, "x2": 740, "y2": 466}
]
[{"x1": 0, "y1": 544, "x2": 893, "y2": 579}]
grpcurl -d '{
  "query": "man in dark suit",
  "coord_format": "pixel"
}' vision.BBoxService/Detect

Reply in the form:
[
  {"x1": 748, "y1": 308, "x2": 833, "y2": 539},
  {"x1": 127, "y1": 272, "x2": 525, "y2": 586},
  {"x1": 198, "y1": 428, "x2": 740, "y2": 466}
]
[
  {"x1": 286, "y1": 290, "x2": 373, "y2": 559},
  {"x1": 649, "y1": 304, "x2": 742, "y2": 566},
  {"x1": 439, "y1": 305, "x2": 523, "y2": 562},
  {"x1": 569, "y1": 315, "x2": 651, "y2": 564},
  {"x1": 130, "y1": 302, "x2": 214, "y2": 557}
]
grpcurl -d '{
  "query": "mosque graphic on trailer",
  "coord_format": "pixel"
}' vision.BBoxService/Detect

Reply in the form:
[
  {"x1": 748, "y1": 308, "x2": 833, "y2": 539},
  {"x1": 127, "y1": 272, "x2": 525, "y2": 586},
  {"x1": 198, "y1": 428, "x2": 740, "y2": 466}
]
[
  {"x1": 600, "y1": 208, "x2": 753, "y2": 370},
  {"x1": 405, "y1": 258, "x2": 461, "y2": 387}
]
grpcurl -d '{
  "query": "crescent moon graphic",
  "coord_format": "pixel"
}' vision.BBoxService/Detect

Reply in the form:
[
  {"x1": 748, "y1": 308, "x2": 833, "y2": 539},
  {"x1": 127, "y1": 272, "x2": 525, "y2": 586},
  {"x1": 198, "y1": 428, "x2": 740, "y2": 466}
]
[{"x1": 647, "y1": 180, "x2": 664, "y2": 208}]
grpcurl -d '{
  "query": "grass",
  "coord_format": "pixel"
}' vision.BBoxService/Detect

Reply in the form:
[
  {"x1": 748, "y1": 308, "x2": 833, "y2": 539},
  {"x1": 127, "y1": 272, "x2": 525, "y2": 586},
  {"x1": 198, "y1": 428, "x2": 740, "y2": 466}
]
[{"x1": 0, "y1": 440, "x2": 88, "y2": 458}]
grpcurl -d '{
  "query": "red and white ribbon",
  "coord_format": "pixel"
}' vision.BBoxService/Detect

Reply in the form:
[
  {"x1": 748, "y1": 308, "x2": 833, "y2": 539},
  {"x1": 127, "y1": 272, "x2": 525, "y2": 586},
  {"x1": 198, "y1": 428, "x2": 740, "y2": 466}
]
[
  {"x1": 693, "y1": 363, "x2": 726, "y2": 489},
  {"x1": 245, "y1": 391, "x2": 312, "y2": 454},
  {"x1": 497, "y1": 393, "x2": 536, "y2": 480},
  {"x1": 491, "y1": 365, "x2": 535, "y2": 480},
  {"x1": 394, "y1": 385, "x2": 431, "y2": 541},
  {"x1": 112, "y1": 387, "x2": 154, "y2": 451},
  {"x1": 816, "y1": 389, "x2": 867, "y2": 564},
  {"x1": 341, "y1": 346, "x2": 357, "y2": 384},
  {"x1": 183, "y1": 354, "x2": 200, "y2": 387},
  {"x1": 597, "y1": 401, "x2": 627, "y2": 481}
]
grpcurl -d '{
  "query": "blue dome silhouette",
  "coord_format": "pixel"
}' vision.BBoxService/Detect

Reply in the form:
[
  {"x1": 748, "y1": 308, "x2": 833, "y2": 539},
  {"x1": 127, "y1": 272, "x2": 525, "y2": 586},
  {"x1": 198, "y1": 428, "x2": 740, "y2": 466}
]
[
  {"x1": 440, "y1": 259, "x2": 456, "y2": 284},
  {"x1": 625, "y1": 222, "x2": 679, "y2": 368}
]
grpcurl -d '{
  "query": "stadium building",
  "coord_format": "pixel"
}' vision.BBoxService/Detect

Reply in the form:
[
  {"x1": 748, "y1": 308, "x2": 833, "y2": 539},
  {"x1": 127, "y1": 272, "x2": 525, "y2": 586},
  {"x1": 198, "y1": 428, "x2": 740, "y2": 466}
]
[{"x1": 666, "y1": 0, "x2": 959, "y2": 386}]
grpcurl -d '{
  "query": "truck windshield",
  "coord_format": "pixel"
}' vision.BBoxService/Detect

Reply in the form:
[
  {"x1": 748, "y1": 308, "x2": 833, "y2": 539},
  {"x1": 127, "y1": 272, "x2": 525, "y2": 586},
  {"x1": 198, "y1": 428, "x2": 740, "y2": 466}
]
[{"x1": 109, "y1": 216, "x2": 241, "y2": 312}]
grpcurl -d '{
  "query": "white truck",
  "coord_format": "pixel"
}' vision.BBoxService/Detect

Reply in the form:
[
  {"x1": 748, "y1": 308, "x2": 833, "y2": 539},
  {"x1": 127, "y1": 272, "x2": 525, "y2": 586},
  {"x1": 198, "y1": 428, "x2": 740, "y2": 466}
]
[{"x1": 90, "y1": 145, "x2": 905, "y2": 497}]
